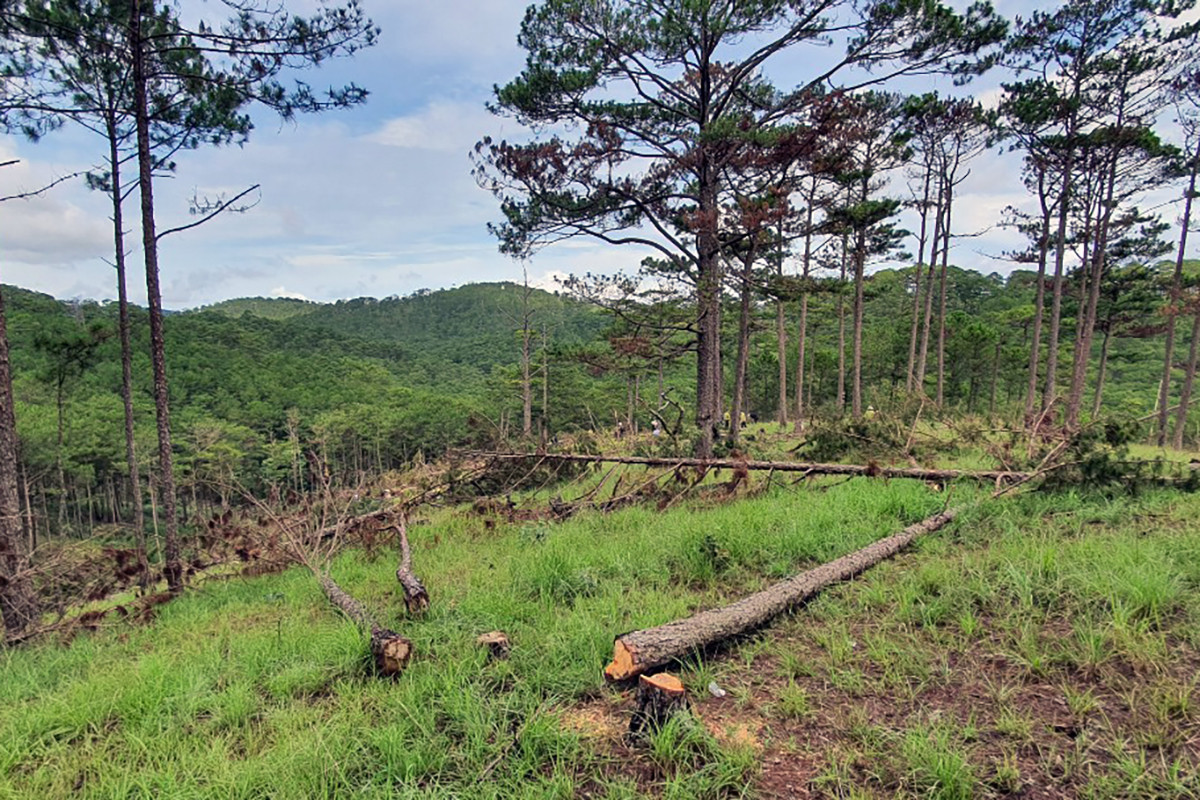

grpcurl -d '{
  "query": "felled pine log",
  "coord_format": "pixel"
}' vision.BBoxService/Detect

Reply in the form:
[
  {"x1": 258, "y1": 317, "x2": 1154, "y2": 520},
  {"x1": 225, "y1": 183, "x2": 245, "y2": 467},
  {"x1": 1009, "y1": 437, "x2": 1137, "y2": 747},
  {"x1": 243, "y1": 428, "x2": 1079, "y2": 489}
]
[
  {"x1": 474, "y1": 452, "x2": 1027, "y2": 484},
  {"x1": 604, "y1": 506, "x2": 963, "y2": 682},
  {"x1": 394, "y1": 519, "x2": 429, "y2": 615},
  {"x1": 318, "y1": 574, "x2": 412, "y2": 676}
]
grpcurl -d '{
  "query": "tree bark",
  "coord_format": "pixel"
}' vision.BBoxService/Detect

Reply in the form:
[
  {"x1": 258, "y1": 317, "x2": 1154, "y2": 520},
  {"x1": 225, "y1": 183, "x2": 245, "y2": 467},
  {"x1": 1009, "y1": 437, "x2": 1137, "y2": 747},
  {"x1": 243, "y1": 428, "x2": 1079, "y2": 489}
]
[
  {"x1": 0, "y1": 286, "x2": 39, "y2": 641},
  {"x1": 604, "y1": 506, "x2": 964, "y2": 681},
  {"x1": 132, "y1": 0, "x2": 182, "y2": 594},
  {"x1": 776, "y1": 224, "x2": 788, "y2": 427},
  {"x1": 1172, "y1": 309, "x2": 1200, "y2": 450},
  {"x1": 478, "y1": 452, "x2": 1028, "y2": 483},
  {"x1": 836, "y1": 233, "x2": 848, "y2": 413},
  {"x1": 1042, "y1": 147, "x2": 1075, "y2": 416},
  {"x1": 107, "y1": 115, "x2": 150, "y2": 586},
  {"x1": 1092, "y1": 326, "x2": 1112, "y2": 419},
  {"x1": 1025, "y1": 205, "x2": 1052, "y2": 425},
  {"x1": 1066, "y1": 151, "x2": 1118, "y2": 430},
  {"x1": 794, "y1": 191, "x2": 816, "y2": 432},
  {"x1": 629, "y1": 673, "x2": 688, "y2": 736},
  {"x1": 935, "y1": 183, "x2": 953, "y2": 409},
  {"x1": 906, "y1": 170, "x2": 933, "y2": 392},
  {"x1": 695, "y1": 162, "x2": 722, "y2": 458},
  {"x1": 1158, "y1": 159, "x2": 1197, "y2": 445},
  {"x1": 851, "y1": 226, "x2": 867, "y2": 418},
  {"x1": 394, "y1": 519, "x2": 428, "y2": 616},
  {"x1": 915, "y1": 182, "x2": 944, "y2": 393},
  {"x1": 730, "y1": 250, "x2": 754, "y2": 442},
  {"x1": 318, "y1": 574, "x2": 411, "y2": 676}
]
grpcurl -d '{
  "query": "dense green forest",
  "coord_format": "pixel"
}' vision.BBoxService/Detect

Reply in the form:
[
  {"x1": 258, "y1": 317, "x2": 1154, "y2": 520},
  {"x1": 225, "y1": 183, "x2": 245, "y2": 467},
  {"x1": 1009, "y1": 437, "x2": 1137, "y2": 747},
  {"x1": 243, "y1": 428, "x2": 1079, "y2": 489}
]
[{"x1": 5, "y1": 256, "x2": 1196, "y2": 542}]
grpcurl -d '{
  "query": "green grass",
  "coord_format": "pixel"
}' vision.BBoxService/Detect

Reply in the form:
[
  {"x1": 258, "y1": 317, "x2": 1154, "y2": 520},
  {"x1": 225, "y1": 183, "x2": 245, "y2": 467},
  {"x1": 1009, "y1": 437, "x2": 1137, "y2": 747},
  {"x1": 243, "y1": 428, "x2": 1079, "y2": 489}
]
[
  {"x1": 3, "y1": 469, "x2": 1199, "y2": 798},
  {"x1": 0, "y1": 477, "x2": 948, "y2": 799}
]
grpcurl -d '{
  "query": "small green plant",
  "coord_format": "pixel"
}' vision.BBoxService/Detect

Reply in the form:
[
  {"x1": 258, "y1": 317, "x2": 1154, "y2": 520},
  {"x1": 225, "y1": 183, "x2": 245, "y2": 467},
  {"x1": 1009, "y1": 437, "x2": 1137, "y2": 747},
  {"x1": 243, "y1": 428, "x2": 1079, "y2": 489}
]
[
  {"x1": 901, "y1": 722, "x2": 977, "y2": 800},
  {"x1": 776, "y1": 681, "x2": 811, "y2": 721}
]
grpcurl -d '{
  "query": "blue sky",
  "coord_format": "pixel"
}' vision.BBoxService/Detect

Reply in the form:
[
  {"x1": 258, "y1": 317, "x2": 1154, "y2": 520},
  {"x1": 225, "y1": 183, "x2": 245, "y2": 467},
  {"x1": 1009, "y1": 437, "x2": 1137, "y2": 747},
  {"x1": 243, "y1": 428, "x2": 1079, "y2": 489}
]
[{"x1": 0, "y1": 0, "x2": 1193, "y2": 308}]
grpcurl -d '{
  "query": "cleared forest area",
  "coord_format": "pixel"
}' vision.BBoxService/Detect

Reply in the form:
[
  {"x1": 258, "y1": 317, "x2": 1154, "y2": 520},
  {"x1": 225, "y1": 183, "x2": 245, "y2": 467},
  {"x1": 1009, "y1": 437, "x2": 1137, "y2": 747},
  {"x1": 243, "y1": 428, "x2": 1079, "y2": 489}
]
[{"x1": 1, "y1": 432, "x2": 1197, "y2": 798}]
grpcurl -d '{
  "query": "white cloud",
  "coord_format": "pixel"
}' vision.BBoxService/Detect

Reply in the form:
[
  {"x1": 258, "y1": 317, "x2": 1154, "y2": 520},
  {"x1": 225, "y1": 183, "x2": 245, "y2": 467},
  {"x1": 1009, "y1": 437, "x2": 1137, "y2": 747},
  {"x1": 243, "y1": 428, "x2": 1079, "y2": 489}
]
[
  {"x1": 270, "y1": 286, "x2": 310, "y2": 300},
  {"x1": 366, "y1": 101, "x2": 498, "y2": 153}
]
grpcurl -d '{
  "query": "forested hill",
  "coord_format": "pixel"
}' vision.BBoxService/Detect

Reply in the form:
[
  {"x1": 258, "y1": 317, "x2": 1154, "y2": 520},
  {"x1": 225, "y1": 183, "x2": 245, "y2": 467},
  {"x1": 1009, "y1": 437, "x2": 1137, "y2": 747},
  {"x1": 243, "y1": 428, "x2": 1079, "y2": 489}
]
[
  {"x1": 1, "y1": 282, "x2": 621, "y2": 501},
  {"x1": 197, "y1": 297, "x2": 319, "y2": 320},
  {"x1": 195, "y1": 283, "x2": 608, "y2": 372}
]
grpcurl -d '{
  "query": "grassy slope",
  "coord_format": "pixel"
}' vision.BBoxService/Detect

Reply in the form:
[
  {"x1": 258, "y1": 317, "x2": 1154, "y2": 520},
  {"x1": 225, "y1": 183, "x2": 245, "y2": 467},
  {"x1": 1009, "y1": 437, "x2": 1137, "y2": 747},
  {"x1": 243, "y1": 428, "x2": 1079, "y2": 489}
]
[{"x1": 1, "y1": 474, "x2": 1198, "y2": 798}]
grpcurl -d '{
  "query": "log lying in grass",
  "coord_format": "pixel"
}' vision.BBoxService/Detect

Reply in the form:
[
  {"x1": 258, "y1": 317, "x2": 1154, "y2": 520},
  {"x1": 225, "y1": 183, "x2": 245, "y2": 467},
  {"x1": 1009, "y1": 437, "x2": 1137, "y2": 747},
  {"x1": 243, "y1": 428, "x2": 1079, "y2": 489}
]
[
  {"x1": 318, "y1": 574, "x2": 412, "y2": 676},
  {"x1": 473, "y1": 452, "x2": 1027, "y2": 484},
  {"x1": 394, "y1": 519, "x2": 430, "y2": 615},
  {"x1": 604, "y1": 506, "x2": 964, "y2": 682}
]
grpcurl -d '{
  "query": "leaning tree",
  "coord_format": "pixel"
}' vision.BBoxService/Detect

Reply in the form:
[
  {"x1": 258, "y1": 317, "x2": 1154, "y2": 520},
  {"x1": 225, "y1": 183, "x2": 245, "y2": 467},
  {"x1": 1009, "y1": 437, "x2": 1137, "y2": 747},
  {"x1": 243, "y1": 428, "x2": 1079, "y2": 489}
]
[{"x1": 475, "y1": 0, "x2": 1007, "y2": 457}]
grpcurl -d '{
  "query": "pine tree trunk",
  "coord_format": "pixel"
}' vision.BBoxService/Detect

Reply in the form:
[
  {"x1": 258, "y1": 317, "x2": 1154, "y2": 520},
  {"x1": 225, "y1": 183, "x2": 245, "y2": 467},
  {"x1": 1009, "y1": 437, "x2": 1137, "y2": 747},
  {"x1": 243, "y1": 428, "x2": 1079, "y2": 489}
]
[
  {"x1": 935, "y1": 188, "x2": 953, "y2": 409},
  {"x1": 915, "y1": 184, "x2": 944, "y2": 393},
  {"x1": 1042, "y1": 149, "x2": 1075, "y2": 416},
  {"x1": 1024, "y1": 207, "x2": 1051, "y2": 425},
  {"x1": 776, "y1": 222, "x2": 788, "y2": 427},
  {"x1": 0, "y1": 286, "x2": 39, "y2": 641},
  {"x1": 776, "y1": 298, "x2": 787, "y2": 427},
  {"x1": 1158, "y1": 161, "x2": 1197, "y2": 445},
  {"x1": 1091, "y1": 327, "x2": 1112, "y2": 419},
  {"x1": 1172, "y1": 309, "x2": 1200, "y2": 450},
  {"x1": 836, "y1": 235, "x2": 847, "y2": 414},
  {"x1": 989, "y1": 338, "x2": 1002, "y2": 417},
  {"x1": 794, "y1": 293, "x2": 808, "y2": 433},
  {"x1": 794, "y1": 196, "x2": 815, "y2": 433},
  {"x1": 1067, "y1": 160, "x2": 1117, "y2": 430},
  {"x1": 107, "y1": 119, "x2": 150, "y2": 584},
  {"x1": 906, "y1": 170, "x2": 932, "y2": 392},
  {"x1": 852, "y1": 227, "x2": 867, "y2": 418},
  {"x1": 730, "y1": 252, "x2": 753, "y2": 441},
  {"x1": 694, "y1": 164, "x2": 722, "y2": 458},
  {"x1": 132, "y1": 0, "x2": 182, "y2": 593}
]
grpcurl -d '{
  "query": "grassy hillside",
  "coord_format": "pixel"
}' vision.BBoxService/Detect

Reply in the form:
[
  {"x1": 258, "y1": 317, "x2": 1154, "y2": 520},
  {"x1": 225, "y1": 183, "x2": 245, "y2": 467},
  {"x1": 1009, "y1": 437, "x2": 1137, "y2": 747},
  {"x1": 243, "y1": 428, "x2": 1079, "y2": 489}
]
[{"x1": 1, "y1": 475, "x2": 1197, "y2": 798}]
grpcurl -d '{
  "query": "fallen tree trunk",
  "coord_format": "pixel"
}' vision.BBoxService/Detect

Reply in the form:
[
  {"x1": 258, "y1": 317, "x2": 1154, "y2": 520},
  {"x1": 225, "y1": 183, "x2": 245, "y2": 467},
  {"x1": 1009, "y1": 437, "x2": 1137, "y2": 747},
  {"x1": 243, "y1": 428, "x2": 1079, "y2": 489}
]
[
  {"x1": 471, "y1": 452, "x2": 1026, "y2": 484},
  {"x1": 318, "y1": 573, "x2": 412, "y2": 676},
  {"x1": 394, "y1": 519, "x2": 429, "y2": 615},
  {"x1": 604, "y1": 505, "x2": 963, "y2": 682}
]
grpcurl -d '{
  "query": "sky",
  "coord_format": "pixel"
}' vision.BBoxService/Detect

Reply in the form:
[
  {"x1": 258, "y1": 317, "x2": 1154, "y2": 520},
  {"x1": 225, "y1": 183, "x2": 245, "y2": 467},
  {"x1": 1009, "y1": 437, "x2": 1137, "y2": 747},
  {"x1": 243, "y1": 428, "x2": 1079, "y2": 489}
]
[{"x1": 0, "y1": 0, "x2": 1193, "y2": 309}]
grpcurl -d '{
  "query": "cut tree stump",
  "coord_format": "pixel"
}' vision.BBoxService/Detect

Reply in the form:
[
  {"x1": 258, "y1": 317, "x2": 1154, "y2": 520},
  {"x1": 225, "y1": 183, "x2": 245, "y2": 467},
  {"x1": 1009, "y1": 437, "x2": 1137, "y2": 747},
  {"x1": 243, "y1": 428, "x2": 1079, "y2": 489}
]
[
  {"x1": 395, "y1": 519, "x2": 430, "y2": 615},
  {"x1": 318, "y1": 574, "x2": 412, "y2": 676},
  {"x1": 604, "y1": 506, "x2": 963, "y2": 682},
  {"x1": 629, "y1": 673, "x2": 688, "y2": 737},
  {"x1": 476, "y1": 630, "x2": 510, "y2": 659}
]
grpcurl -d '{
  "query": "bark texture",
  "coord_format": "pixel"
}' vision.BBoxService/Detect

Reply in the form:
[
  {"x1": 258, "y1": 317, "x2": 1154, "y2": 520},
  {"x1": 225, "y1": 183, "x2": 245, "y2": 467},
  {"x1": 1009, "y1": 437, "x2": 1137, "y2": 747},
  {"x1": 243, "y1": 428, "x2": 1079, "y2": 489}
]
[
  {"x1": 0, "y1": 287, "x2": 39, "y2": 640},
  {"x1": 628, "y1": 673, "x2": 688, "y2": 737},
  {"x1": 318, "y1": 574, "x2": 411, "y2": 676},
  {"x1": 604, "y1": 506, "x2": 962, "y2": 681},
  {"x1": 394, "y1": 519, "x2": 429, "y2": 616},
  {"x1": 132, "y1": 1, "x2": 182, "y2": 593},
  {"x1": 477, "y1": 452, "x2": 1026, "y2": 483},
  {"x1": 108, "y1": 117, "x2": 149, "y2": 587}
]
